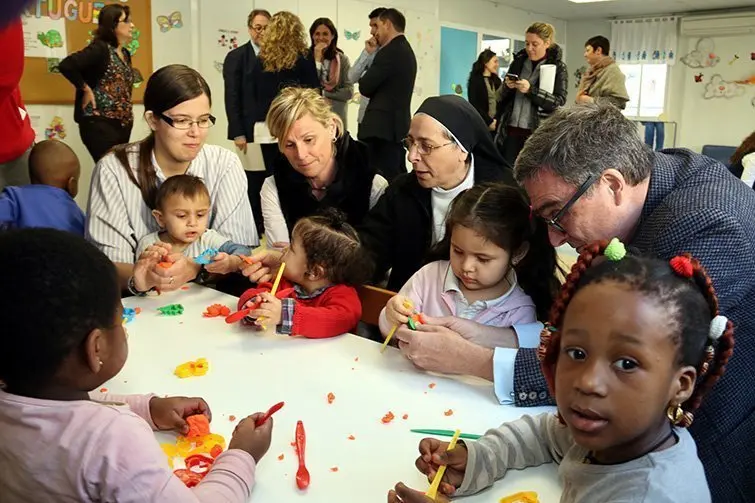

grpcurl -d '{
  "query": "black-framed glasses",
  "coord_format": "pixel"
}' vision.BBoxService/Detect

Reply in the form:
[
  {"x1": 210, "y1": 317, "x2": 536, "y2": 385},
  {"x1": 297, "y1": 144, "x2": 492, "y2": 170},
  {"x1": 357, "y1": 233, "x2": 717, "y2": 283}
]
[
  {"x1": 159, "y1": 113, "x2": 216, "y2": 130},
  {"x1": 544, "y1": 174, "x2": 598, "y2": 234},
  {"x1": 401, "y1": 137, "x2": 455, "y2": 156},
  {"x1": 251, "y1": 24, "x2": 267, "y2": 33}
]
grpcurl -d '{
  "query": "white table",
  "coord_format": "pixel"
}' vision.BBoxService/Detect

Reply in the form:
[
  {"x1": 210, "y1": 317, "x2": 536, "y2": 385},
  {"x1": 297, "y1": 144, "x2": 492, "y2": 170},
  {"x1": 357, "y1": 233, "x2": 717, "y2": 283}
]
[{"x1": 111, "y1": 284, "x2": 562, "y2": 502}]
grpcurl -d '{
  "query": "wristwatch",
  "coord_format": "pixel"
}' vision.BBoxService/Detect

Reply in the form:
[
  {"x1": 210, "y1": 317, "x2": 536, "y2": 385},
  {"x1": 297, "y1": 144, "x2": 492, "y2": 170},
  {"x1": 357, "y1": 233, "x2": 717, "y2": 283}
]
[{"x1": 127, "y1": 275, "x2": 150, "y2": 296}]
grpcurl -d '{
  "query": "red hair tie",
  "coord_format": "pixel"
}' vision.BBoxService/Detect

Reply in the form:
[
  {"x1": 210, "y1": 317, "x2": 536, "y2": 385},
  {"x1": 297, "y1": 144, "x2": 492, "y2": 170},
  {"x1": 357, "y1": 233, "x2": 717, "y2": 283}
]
[{"x1": 670, "y1": 256, "x2": 693, "y2": 278}]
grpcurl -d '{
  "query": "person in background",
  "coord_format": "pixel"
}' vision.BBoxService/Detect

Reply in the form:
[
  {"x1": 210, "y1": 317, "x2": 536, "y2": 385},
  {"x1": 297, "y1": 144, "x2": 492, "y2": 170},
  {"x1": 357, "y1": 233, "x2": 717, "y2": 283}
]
[
  {"x1": 309, "y1": 18, "x2": 353, "y2": 129},
  {"x1": 730, "y1": 130, "x2": 755, "y2": 189},
  {"x1": 0, "y1": 19, "x2": 35, "y2": 191},
  {"x1": 0, "y1": 140, "x2": 84, "y2": 235},
  {"x1": 358, "y1": 8, "x2": 417, "y2": 182},
  {"x1": 86, "y1": 64, "x2": 256, "y2": 295},
  {"x1": 494, "y1": 22, "x2": 568, "y2": 167},
  {"x1": 59, "y1": 3, "x2": 135, "y2": 162},
  {"x1": 252, "y1": 10, "x2": 319, "y2": 175},
  {"x1": 347, "y1": 7, "x2": 385, "y2": 133},
  {"x1": 260, "y1": 87, "x2": 387, "y2": 248},
  {"x1": 576, "y1": 36, "x2": 629, "y2": 109},
  {"x1": 0, "y1": 229, "x2": 273, "y2": 502},
  {"x1": 467, "y1": 49, "x2": 501, "y2": 137},
  {"x1": 223, "y1": 8, "x2": 271, "y2": 236}
]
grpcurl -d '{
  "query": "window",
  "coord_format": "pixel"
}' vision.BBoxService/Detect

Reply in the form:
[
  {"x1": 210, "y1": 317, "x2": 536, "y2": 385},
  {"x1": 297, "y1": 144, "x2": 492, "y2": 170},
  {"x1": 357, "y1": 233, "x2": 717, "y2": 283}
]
[
  {"x1": 480, "y1": 35, "x2": 513, "y2": 78},
  {"x1": 618, "y1": 63, "x2": 668, "y2": 118}
]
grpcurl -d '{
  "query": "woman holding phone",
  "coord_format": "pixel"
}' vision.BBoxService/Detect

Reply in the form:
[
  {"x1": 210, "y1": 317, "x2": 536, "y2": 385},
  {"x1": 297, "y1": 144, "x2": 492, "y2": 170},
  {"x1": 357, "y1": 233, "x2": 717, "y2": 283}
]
[
  {"x1": 59, "y1": 4, "x2": 135, "y2": 162},
  {"x1": 494, "y1": 22, "x2": 567, "y2": 167}
]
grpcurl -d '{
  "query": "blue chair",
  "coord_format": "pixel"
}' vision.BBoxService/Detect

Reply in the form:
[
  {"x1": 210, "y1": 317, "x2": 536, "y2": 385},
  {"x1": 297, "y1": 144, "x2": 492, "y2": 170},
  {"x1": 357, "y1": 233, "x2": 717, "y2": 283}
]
[{"x1": 701, "y1": 145, "x2": 737, "y2": 174}]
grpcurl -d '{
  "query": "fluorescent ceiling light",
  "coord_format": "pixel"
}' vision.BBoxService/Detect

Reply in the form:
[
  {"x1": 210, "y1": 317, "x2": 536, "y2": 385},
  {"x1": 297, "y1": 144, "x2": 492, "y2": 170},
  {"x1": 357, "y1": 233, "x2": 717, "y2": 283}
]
[{"x1": 568, "y1": 0, "x2": 615, "y2": 3}]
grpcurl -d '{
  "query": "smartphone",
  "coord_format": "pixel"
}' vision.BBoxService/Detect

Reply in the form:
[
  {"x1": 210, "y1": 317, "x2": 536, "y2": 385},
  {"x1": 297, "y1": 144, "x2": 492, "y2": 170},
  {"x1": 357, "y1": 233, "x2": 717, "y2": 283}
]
[{"x1": 505, "y1": 73, "x2": 519, "y2": 81}]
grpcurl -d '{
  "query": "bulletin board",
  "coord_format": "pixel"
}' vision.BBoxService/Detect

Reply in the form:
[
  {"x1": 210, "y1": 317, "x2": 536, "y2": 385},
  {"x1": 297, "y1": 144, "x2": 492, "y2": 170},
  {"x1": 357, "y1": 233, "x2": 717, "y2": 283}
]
[{"x1": 20, "y1": 0, "x2": 152, "y2": 104}]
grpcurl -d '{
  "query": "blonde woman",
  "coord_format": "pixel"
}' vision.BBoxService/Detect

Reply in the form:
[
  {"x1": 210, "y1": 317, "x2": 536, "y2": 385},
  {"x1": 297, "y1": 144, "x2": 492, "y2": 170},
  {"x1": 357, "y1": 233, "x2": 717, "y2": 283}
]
[
  {"x1": 259, "y1": 87, "x2": 387, "y2": 247},
  {"x1": 252, "y1": 11, "x2": 320, "y2": 173},
  {"x1": 494, "y1": 22, "x2": 567, "y2": 167}
]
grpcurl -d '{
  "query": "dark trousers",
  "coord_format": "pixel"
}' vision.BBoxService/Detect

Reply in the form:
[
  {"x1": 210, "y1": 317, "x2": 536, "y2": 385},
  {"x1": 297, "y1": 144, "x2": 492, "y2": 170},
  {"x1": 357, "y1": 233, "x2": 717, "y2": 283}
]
[
  {"x1": 247, "y1": 143, "x2": 281, "y2": 236},
  {"x1": 499, "y1": 127, "x2": 531, "y2": 168},
  {"x1": 363, "y1": 138, "x2": 406, "y2": 183},
  {"x1": 79, "y1": 116, "x2": 133, "y2": 162}
]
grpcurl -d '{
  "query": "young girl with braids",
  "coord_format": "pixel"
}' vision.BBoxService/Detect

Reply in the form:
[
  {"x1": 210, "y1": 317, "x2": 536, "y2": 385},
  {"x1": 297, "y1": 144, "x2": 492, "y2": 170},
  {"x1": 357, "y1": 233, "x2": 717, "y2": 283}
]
[
  {"x1": 379, "y1": 183, "x2": 560, "y2": 338},
  {"x1": 388, "y1": 238, "x2": 734, "y2": 503}
]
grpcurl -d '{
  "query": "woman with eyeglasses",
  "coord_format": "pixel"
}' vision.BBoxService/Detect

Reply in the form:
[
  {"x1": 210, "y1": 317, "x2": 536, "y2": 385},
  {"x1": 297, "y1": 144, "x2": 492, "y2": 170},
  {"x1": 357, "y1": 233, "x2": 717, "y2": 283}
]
[
  {"x1": 86, "y1": 64, "x2": 257, "y2": 295},
  {"x1": 58, "y1": 4, "x2": 136, "y2": 162},
  {"x1": 240, "y1": 95, "x2": 516, "y2": 293}
]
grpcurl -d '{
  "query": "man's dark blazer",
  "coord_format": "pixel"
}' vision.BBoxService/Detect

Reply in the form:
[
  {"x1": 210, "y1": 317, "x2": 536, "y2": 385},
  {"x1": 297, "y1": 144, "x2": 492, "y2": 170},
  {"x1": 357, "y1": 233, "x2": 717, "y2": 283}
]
[
  {"x1": 223, "y1": 41, "x2": 257, "y2": 142},
  {"x1": 357, "y1": 34, "x2": 417, "y2": 143}
]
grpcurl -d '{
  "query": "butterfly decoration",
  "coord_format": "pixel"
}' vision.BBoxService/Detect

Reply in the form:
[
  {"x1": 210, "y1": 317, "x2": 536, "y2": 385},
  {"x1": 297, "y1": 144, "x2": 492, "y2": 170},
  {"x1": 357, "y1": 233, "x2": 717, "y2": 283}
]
[
  {"x1": 45, "y1": 116, "x2": 66, "y2": 141},
  {"x1": 344, "y1": 29, "x2": 360, "y2": 41},
  {"x1": 125, "y1": 28, "x2": 140, "y2": 56},
  {"x1": 213, "y1": 61, "x2": 224, "y2": 73},
  {"x1": 729, "y1": 54, "x2": 739, "y2": 65},
  {"x1": 694, "y1": 73, "x2": 703, "y2": 83},
  {"x1": 156, "y1": 11, "x2": 183, "y2": 33}
]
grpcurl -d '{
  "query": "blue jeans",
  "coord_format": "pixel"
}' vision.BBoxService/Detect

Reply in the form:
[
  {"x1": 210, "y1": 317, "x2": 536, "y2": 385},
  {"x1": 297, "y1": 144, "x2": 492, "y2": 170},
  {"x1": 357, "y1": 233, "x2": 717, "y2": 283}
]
[{"x1": 643, "y1": 122, "x2": 665, "y2": 151}]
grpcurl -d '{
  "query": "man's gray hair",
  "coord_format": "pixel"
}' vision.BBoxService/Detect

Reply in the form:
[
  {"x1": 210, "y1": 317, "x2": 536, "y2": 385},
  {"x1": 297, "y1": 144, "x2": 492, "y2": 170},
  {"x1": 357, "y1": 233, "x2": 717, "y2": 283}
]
[{"x1": 514, "y1": 103, "x2": 654, "y2": 187}]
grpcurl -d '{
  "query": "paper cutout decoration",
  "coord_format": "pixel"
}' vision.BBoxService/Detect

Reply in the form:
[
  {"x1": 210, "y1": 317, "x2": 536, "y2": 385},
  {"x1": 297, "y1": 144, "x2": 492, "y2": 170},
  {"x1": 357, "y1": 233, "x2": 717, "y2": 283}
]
[
  {"x1": 217, "y1": 31, "x2": 239, "y2": 50},
  {"x1": 729, "y1": 54, "x2": 739, "y2": 65},
  {"x1": 37, "y1": 29, "x2": 63, "y2": 48},
  {"x1": 45, "y1": 116, "x2": 66, "y2": 140},
  {"x1": 213, "y1": 61, "x2": 224, "y2": 73},
  {"x1": 450, "y1": 84, "x2": 463, "y2": 95},
  {"x1": 132, "y1": 68, "x2": 144, "y2": 88},
  {"x1": 574, "y1": 66, "x2": 587, "y2": 88},
  {"x1": 694, "y1": 73, "x2": 703, "y2": 83},
  {"x1": 125, "y1": 28, "x2": 141, "y2": 56},
  {"x1": 156, "y1": 11, "x2": 182, "y2": 32},
  {"x1": 344, "y1": 29, "x2": 360, "y2": 41},
  {"x1": 681, "y1": 38, "x2": 720, "y2": 68},
  {"x1": 703, "y1": 74, "x2": 745, "y2": 99},
  {"x1": 46, "y1": 58, "x2": 60, "y2": 73}
]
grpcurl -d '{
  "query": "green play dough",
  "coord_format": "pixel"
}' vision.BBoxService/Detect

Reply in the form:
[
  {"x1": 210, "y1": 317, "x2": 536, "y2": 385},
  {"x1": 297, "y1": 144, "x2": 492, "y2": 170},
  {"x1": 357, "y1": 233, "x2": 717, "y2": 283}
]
[{"x1": 157, "y1": 304, "x2": 184, "y2": 316}]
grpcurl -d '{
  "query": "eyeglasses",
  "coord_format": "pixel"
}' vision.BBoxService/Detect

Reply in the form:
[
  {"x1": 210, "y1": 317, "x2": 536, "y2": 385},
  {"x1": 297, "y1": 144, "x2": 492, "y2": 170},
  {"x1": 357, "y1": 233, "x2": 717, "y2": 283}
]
[
  {"x1": 251, "y1": 24, "x2": 267, "y2": 33},
  {"x1": 543, "y1": 174, "x2": 598, "y2": 234},
  {"x1": 159, "y1": 113, "x2": 216, "y2": 130},
  {"x1": 401, "y1": 137, "x2": 455, "y2": 156}
]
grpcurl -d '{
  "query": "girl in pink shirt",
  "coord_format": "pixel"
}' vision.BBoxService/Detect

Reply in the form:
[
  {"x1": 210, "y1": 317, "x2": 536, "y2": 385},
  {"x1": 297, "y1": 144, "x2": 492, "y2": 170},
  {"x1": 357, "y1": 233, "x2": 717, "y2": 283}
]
[
  {"x1": 0, "y1": 228, "x2": 273, "y2": 502},
  {"x1": 380, "y1": 183, "x2": 560, "y2": 335}
]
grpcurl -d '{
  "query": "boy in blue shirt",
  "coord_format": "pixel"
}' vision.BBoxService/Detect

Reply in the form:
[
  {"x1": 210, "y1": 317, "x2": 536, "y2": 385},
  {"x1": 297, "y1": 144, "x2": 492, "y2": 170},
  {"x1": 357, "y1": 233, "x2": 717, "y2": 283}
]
[{"x1": 0, "y1": 140, "x2": 85, "y2": 235}]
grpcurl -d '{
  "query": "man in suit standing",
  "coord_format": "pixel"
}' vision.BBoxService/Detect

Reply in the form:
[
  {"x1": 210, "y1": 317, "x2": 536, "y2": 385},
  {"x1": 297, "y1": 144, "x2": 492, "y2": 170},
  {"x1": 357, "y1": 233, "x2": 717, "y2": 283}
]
[
  {"x1": 347, "y1": 7, "x2": 385, "y2": 133},
  {"x1": 223, "y1": 8, "x2": 270, "y2": 235},
  {"x1": 358, "y1": 8, "x2": 417, "y2": 183}
]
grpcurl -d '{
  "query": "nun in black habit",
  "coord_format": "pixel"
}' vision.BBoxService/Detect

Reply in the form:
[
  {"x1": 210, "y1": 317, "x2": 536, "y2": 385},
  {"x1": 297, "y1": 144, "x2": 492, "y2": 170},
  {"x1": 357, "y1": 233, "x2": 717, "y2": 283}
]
[{"x1": 358, "y1": 94, "x2": 516, "y2": 292}]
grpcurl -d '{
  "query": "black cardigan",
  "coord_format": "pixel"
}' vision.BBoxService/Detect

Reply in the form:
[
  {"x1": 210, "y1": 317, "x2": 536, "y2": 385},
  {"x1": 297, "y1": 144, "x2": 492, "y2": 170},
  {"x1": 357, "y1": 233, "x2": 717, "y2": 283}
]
[
  {"x1": 358, "y1": 160, "x2": 516, "y2": 292},
  {"x1": 251, "y1": 54, "x2": 320, "y2": 123},
  {"x1": 58, "y1": 39, "x2": 132, "y2": 124},
  {"x1": 273, "y1": 133, "x2": 376, "y2": 233},
  {"x1": 467, "y1": 72, "x2": 501, "y2": 126}
]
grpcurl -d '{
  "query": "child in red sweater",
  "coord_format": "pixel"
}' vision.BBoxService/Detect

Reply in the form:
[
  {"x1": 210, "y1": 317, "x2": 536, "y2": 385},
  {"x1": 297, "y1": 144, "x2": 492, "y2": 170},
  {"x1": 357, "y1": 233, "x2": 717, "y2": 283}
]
[{"x1": 238, "y1": 209, "x2": 373, "y2": 338}]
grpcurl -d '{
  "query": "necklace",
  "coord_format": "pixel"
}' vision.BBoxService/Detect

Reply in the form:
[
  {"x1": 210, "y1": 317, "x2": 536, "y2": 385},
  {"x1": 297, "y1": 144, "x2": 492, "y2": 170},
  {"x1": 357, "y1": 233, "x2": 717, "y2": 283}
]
[{"x1": 584, "y1": 430, "x2": 677, "y2": 465}]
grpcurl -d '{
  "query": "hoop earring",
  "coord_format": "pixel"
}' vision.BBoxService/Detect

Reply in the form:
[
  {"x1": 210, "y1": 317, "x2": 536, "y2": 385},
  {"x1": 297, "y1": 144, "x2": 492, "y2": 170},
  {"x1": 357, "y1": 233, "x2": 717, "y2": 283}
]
[{"x1": 666, "y1": 404, "x2": 684, "y2": 425}]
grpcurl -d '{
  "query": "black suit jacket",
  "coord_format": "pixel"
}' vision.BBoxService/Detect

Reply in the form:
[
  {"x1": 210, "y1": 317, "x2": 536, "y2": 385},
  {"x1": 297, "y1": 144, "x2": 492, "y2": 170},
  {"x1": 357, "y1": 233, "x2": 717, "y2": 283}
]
[
  {"x1": 223, "y1": 42, "x2": 257, "y2": 141},
  {"x1": 358, "y1": 35, "x2": 417, "y2": 143}
]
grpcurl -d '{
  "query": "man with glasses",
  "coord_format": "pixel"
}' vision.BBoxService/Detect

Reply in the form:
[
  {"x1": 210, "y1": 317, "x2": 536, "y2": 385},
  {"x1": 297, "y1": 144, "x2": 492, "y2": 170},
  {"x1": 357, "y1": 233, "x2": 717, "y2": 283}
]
[
  {"x1": 223, "y1": 8, "x2": 270, "y2": 235},
  {"x1": 509, "y1": 104, "x2": 754, "y2": 502}
]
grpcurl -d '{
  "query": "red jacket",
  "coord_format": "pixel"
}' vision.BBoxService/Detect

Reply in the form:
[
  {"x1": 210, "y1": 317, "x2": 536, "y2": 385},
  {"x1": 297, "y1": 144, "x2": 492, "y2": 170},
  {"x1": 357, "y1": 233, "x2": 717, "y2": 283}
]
[
  {"x1": 0, "y1": 20, "x2": 35, "y2": 163},
  {"x1": 238, "y1": 279, "x2": 362, "y2": 339}
]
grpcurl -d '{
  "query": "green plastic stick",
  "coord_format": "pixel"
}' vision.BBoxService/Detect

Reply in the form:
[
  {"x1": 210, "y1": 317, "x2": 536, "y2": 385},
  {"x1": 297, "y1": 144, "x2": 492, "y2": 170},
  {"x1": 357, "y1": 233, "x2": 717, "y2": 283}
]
[{"x1": 410, "y1": 429, "x2": 481, "y2": 440}]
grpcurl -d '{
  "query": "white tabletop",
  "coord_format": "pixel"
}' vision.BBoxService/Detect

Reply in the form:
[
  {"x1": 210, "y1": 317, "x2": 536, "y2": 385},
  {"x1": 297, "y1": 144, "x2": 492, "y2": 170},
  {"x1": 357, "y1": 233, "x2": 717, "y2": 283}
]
[{"x1": 111, "y1": 284, "x2": 562, "y2": 502}]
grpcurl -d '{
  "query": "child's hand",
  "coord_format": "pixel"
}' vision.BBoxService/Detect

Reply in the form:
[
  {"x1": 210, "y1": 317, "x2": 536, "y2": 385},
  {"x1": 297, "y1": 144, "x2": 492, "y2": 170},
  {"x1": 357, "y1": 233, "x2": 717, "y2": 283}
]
[
  {"x1": 415, "y1": 438, "x2": 467, "y2": 495},
  {"x1": 205, "y1": 252, "x2": 242, "y2": 275},
  {"x1": 388, "y1": 483, "x2": 447, "y2": 503},
  {"x1": 248, "y1": 292, "x2": 283, "y2": 328},
  {"x1": 149, "y1": 396, "x2": 211, "y2": 434},
  {"x1": 386, "y1": 295, "x2": 414, "y2": 327},
  {"x1": 228, "y1": 412, "x2": 273, "y2": 463}
]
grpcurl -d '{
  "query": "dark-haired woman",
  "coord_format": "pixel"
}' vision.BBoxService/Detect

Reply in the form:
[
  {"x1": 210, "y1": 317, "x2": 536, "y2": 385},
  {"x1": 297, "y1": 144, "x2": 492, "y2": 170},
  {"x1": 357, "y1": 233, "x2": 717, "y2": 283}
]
[
  {"x1": 86, "y1": 64, "x2": 257, "y2": 294},
  {"x1": 467, "y1": 49, "x2": 501, "y2": 136},
  {"x1": 310, "y1": 18, "x2": 352, "y2": 129},
  {"x1": 59, "y1": 3, "x2": 135, "y2": 162}
]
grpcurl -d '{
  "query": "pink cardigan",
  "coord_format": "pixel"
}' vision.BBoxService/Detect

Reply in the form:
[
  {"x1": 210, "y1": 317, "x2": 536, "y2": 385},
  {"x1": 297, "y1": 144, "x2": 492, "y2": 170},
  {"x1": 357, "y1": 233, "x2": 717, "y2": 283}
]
[{"x1": 378, "y1": 260, "x2": 536, "y2": 335}]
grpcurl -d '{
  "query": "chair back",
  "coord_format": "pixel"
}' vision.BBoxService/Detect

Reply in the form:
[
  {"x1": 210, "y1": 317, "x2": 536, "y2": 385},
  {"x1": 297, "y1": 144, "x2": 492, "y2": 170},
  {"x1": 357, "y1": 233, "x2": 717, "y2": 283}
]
[{"x1": 357, "y1": 285, "x2": 396, "y2": 326}]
